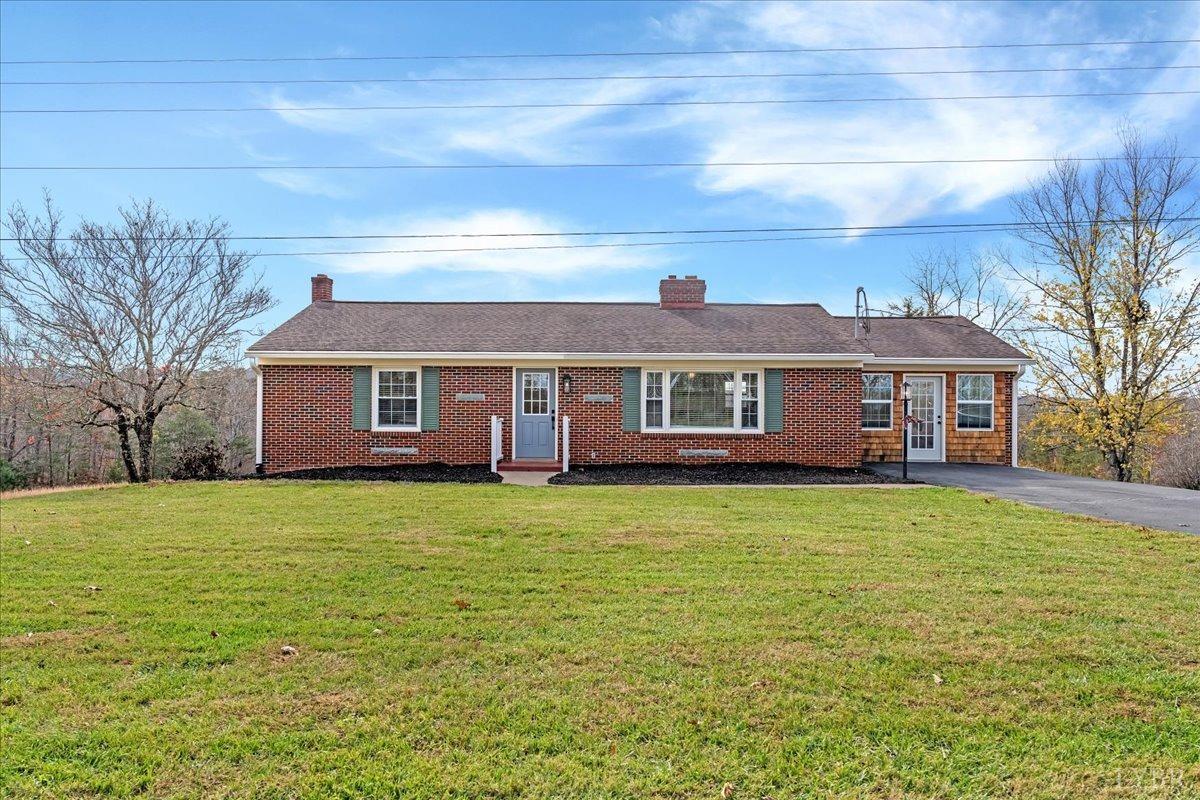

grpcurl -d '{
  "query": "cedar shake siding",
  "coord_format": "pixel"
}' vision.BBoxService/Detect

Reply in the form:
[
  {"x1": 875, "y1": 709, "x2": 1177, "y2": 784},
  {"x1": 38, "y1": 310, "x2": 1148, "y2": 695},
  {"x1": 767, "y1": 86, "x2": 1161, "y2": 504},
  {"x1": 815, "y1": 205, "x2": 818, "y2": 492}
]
[
  {"x1": 860, "y1": 371, "x2": 1014, "y2": 465},
  {"x1": 259, "y1": 364, "x2": 861, "y2": 473}
]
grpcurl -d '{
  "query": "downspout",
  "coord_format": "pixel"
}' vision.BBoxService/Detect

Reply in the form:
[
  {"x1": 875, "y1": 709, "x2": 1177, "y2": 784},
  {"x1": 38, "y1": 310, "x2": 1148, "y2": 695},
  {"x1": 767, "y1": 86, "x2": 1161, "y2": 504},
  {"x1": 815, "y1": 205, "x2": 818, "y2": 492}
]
[{"x1": 254, "y1": 363, "x2": 264, "y2": 473}]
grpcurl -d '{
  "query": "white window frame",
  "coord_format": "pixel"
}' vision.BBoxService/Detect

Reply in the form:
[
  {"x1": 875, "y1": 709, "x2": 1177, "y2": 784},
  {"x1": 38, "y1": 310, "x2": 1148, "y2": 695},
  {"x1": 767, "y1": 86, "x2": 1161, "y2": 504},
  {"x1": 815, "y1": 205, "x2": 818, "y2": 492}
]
[
  {"x1": 640, "y1": 367, "x2": 764, "y2": 434},
  {"x1": 955, "y1": 373, "x2": 994, "y2": 432},
  {"x1": 861, "y1": 372, "x2": 894, "y2": 431},
  {"x1": 372, "y1": 366, "x2": 421, "y2": 432}
]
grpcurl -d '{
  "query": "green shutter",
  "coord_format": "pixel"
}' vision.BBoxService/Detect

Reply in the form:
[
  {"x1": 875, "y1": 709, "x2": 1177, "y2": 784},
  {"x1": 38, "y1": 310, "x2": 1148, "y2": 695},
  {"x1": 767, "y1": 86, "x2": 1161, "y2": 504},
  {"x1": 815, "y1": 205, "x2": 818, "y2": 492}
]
[
  {"x1": 622, "y1": 367, "x2": 641, "y2": 431},
  {"x1": 421, "y1": 366, "x2": 440, "y2": 431},
  {"x1": 764, "y1": 369, "x2": 783, "y2": 433},
  {"x1": 352, "y1": 366, "x2": 372, "y2": 431}
]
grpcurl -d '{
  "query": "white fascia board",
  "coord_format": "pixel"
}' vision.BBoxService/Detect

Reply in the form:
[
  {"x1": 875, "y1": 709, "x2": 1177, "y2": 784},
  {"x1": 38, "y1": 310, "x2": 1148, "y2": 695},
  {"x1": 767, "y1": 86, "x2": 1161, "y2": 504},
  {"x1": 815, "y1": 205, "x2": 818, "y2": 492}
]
[
  {"x1": 864, "y1": 357, "x2": 1035, "y2": 367},
  {"x1": 247, "y1": 350, "x2": 866, "y2": 363}
]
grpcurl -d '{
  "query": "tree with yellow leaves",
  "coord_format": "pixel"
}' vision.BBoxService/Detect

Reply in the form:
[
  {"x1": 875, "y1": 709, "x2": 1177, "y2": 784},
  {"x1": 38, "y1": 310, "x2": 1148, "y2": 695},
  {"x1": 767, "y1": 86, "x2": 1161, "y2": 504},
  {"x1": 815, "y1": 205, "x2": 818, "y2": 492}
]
[{"x1": 1011, "y1": 126, "x2": 1199, "y2": 482}]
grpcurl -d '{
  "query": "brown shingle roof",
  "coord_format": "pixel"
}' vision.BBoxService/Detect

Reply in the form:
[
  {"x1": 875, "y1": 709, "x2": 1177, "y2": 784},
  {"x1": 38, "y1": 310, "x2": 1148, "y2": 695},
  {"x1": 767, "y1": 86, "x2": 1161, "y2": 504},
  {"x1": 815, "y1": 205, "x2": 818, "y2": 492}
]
[
  {"x1": 248, "y1": 301, "x2": 1028, "y2": 361},
  {"x1": 843, "y1": 316, "x2": 1029, "y2": 360},
  {"x1": 249, "y1": 301, "x2": 872, "y2": 355}
]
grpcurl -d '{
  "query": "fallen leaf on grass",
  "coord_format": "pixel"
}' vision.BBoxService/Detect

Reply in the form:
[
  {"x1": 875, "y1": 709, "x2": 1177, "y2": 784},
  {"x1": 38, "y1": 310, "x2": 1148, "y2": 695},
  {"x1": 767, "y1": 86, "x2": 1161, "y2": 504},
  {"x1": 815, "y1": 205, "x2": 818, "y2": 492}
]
[
  {"x1": 85, "y1": 585, "x2": 101, "y2": 592},
  {"x1": 721, "y1": 783, "x2": 735, "y2": 798},
  {"x1": 933, "y1": 673, "x2": 944, "y2": 685},
  {"x1": 280, "y1": 645, "x2": 298, "y2": 656},
  {"x1": 453, "y1": 598, "x2": 471, "y2": 610},
  {"x1": 209, "y1": 630, "x2": 220, "y2": 638}
]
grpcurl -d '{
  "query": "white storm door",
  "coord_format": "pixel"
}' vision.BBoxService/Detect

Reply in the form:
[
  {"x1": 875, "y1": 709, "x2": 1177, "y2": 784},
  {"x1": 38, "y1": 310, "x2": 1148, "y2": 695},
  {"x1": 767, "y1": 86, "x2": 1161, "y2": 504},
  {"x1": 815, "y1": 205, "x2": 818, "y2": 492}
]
[{"x1": 906, "y1": 376, "x2": 944, "y2": 462}]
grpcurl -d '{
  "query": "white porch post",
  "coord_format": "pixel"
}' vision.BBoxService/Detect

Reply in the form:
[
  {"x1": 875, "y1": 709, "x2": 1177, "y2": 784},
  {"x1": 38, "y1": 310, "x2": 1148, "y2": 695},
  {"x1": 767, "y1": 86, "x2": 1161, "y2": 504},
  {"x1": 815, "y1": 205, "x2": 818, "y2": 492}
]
[
  {"x1": 490, "y1": 415, "x2": 502, "y2": 473},
  {"x1": 562, "y1": 416, "x2": 570, "y2": 473}
]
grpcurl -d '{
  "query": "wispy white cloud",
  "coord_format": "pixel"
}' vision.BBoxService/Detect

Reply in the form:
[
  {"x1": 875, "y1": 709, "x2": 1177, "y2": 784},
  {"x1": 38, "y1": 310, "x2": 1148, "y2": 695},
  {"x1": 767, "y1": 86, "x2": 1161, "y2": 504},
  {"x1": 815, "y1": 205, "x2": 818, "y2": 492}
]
[
  {"x1": 261, "y1": 1, "x2": 1200, "y2": 231},
  {"x1": 257, "y1": 170, "x2": 352, "y2": 198},
  {"x1": 677, "y1": 1, "x2": 1200, "y2": 227},
  {"x1": 304, "y1": 208, "x2": 670, "y2": 277}
]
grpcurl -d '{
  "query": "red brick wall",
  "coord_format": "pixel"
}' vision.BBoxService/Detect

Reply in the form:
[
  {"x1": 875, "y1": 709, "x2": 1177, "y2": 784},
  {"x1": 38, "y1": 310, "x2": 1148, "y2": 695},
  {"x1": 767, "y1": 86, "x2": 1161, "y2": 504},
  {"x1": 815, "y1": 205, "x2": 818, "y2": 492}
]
[
  {"x1": 558, "y1": 367, "x2": 860, "y2": 467},
  {"x1": 860, "y1": 370, "x2": 1014, "y2": 464},
  {"x1": 261, "y1": 364, "x2": 864, "y2": 472},
  {"x1": 261, "y1": 364, "x2": 511, "y2": 472}
]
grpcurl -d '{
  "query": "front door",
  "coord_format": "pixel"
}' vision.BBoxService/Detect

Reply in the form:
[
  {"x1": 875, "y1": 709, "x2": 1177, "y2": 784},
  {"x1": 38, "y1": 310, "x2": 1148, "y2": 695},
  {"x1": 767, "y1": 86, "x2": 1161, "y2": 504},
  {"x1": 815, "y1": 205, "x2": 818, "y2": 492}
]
[
  {"x1": 906, "y1": 376, "x2": 944, "y2": 462},
  {"x1": 515, "y1": 369, "x2": 555, "y2": 459}
]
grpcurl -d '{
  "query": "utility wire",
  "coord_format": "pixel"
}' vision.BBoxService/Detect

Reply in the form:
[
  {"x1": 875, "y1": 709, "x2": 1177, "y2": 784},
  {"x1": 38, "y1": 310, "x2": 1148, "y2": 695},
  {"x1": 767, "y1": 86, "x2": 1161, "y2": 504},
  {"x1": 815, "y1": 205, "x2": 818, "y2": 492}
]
[
  {"x1": 3, "y1": 37, "x2": 1197, "y2": 65},
  {"x1": 4, "y1": 89, "x2": 1195, "y2": 114},
  {"x1": 0, "y1": 226, "x2": 1033, "y2": 261},
  {"x1": 5, "y1": 155, "x2": 1197, "y2": 172},
  {"x1": 3, "y1": 63, "x2": 1196, "y2": 86},
  {"x1": 3, "y1": 217, "x2": 1193, "y2": 248}
]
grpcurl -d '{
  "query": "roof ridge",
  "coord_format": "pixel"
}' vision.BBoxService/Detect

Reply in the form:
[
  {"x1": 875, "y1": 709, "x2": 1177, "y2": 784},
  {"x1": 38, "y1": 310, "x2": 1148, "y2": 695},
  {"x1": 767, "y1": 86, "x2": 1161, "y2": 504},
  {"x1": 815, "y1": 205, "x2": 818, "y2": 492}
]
[
  {"x1": 318, "y1": 299, "x2": 828, "y2": 307},
  {"x1": 830, "y1": 314, "x2": 965, "y2": 320}
]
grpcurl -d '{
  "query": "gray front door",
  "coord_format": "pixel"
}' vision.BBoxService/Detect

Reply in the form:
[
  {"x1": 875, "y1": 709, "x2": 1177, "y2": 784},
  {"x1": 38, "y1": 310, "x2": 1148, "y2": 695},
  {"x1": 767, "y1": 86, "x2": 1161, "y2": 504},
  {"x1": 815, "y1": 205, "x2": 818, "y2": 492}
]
[{"x1": 515, "y1": 369, "x2": 555, "y2": 459}]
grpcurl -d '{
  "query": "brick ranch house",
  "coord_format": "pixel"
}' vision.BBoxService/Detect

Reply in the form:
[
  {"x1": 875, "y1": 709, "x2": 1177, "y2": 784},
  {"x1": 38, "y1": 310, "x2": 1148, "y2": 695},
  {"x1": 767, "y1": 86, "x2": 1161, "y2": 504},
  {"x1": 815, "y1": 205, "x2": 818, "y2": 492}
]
[{"x1": 247, "y1": 274, "x2": 1032, "y2": 474}]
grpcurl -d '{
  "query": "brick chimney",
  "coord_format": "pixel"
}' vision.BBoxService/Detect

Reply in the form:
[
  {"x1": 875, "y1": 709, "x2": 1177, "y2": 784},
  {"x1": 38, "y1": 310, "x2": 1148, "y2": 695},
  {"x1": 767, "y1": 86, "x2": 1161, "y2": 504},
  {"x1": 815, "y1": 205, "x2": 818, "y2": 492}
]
[
  {"x1": 311, "y1": 274, "x2": 333, "y2": 302},
  {"x1": 659, "y1": 274, "x2": 706, "y2": 309}
]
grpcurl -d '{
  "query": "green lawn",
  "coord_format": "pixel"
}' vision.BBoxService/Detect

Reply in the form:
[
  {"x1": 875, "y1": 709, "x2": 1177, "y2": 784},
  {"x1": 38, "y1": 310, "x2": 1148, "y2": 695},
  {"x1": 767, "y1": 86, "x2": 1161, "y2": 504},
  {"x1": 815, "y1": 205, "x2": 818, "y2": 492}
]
[{"x1": 2, "y1": 482, "x2": 1198, "y2": 798}]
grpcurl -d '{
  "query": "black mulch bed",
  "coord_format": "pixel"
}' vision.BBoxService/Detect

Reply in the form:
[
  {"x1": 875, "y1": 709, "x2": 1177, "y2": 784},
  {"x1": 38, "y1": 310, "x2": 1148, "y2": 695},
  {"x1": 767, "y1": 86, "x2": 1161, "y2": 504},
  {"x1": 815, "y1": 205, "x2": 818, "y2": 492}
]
[
  {"x1": 261, "y1": 463, "x2": 502, "y2": 484},
  {"x1": 547, "y1": 463, "x2": 912, "y2": 486}
]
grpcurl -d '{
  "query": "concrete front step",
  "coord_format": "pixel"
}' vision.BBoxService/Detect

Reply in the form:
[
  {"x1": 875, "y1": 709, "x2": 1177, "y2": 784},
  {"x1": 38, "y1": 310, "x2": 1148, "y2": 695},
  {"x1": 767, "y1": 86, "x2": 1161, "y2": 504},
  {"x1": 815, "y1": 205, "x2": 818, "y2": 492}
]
[{"x1": 497, "y1": 460, "x2": 563, "y2": 472}]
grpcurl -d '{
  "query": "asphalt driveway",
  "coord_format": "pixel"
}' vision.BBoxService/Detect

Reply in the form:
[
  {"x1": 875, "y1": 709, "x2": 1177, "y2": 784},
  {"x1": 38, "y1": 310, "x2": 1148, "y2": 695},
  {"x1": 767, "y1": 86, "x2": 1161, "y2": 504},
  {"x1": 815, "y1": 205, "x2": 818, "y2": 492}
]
[{"x1": 869, "y1": 462, "x2": 1197, "y2": 534}]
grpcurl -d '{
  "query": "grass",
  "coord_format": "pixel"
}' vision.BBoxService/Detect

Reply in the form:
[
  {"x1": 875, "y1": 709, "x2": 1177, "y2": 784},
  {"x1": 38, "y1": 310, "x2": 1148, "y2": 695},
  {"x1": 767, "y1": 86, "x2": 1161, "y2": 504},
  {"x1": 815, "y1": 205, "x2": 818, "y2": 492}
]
[{"x1": 1, "y1": 481, "x2": 1198, "y2": 799}]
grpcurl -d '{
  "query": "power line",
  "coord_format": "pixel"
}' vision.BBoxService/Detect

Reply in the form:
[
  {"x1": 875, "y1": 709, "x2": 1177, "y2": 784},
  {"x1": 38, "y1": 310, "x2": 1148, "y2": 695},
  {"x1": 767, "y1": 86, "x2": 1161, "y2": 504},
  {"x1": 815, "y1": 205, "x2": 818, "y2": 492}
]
[
  {"x1": 5, "y1": 155, "x2": 1197, "y2": 172},
  {"x1": 0, "y1": 226, "x2": 1034, "y2": 261},
  {"x1": 3, "y1": 38, "x2": 1197, "y2": 65},
  {"x1": 4, "y1": 63, "x2": 1197, "y2": 86},
  {"x1": 4, "y1": 89, "x2": 1195, "y2": 114},
  {"x1": 3, "y1": 217, "x2": 1192, "y2": 246}
]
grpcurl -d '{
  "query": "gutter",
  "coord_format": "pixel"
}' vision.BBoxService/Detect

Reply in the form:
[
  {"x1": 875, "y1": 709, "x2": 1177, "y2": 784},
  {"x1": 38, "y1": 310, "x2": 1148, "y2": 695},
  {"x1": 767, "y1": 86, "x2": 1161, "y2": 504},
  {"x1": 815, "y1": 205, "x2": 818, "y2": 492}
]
[{"x1": 244, "y1": 350, "x2": 870, "y2": 362}]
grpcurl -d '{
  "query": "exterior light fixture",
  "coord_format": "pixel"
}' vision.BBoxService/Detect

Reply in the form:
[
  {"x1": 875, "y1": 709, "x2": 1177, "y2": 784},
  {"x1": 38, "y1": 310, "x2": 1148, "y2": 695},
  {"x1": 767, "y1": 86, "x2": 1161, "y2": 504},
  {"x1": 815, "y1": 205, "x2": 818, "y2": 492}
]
[{"x1": 562, "y1": 374, "x2": 573, "y2": 394}]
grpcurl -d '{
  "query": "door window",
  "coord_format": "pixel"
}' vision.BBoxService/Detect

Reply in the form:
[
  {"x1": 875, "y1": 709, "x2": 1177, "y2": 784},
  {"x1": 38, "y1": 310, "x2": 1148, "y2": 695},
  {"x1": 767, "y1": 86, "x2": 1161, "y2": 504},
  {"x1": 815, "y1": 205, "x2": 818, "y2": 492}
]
[
  {"x1": 522, "y1": 372, "x2": 550, "y2": 415},
  {"x1": 909, "y1": 379, "x2": 936, "y2": 451}
]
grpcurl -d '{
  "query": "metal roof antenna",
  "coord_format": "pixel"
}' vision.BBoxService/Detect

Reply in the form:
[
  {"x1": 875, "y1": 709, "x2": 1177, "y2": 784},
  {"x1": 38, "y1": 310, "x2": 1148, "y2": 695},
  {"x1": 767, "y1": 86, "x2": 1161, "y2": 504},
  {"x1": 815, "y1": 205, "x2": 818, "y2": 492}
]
[{"x1": 854, "y1": 286, "x2": 871, "y2": 339}]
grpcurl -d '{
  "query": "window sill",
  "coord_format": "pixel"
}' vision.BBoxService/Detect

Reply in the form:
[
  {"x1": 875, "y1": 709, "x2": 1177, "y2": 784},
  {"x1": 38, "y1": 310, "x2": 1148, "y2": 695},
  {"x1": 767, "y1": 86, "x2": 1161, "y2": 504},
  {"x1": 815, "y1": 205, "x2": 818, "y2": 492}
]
[
  {"x1": 640, "y1": 428, "x2": 765, "y2": 436},
  {"x1": 371, "y1": 426, "x2": 421, "y2": 434}
]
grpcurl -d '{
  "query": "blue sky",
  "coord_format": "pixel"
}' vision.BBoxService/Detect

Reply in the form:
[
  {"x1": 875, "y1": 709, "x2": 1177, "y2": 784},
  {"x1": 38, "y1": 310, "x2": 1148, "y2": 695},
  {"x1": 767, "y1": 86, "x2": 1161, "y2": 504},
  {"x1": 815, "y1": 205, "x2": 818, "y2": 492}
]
[{"x1": 2, "y1": 0, "x2": 1198, "y2": 337}]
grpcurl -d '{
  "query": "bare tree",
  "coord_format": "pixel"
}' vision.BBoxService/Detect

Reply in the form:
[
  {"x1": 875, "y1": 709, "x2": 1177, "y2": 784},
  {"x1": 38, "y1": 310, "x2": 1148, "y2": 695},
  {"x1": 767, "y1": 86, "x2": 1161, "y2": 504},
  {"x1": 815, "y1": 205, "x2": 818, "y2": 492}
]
[
  {"x1": 887, "y1": 244, "x2": 1026, "y2": 336},
  {"x1": 1150, "y1": 398, "x2": 1200, "y2": 490},
  {"x1": 0, "y1": 197, "x2": 273, "y2": 483},
  {"x1": 1010, "y1": 127, "x2": 1200, "y2": 481}
]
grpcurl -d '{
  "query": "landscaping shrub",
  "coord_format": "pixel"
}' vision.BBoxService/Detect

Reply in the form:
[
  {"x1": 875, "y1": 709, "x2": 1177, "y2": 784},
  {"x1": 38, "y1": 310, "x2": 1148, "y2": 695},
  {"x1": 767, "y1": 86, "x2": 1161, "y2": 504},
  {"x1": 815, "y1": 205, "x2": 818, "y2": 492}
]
[{"x1": 169, "y1": 441, "x2": 229, "y2": 481}]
